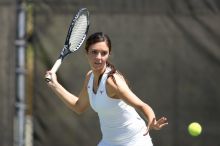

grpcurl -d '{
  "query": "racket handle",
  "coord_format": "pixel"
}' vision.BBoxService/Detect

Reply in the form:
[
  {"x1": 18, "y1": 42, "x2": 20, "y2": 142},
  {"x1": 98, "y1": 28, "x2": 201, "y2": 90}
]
[{"x1": 45, "y1": 58, "x2": 62, "y2": 82}]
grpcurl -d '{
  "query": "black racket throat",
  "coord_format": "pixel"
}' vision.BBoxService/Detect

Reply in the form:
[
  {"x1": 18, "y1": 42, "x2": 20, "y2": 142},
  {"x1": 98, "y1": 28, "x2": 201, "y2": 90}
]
[{"x1": 59, "y1": 46, "x2": 71, "y2": 60}]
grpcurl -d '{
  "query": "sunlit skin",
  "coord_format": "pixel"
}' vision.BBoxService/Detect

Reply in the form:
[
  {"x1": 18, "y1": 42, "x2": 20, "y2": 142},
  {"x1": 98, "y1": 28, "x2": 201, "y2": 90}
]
[
  {"x1": 45, "y1": 40, "x2": 168, "y2": 137},
  {"x1": 87, "y1": 41, "x2": 168, "y2": 134},
  {"x1": 86, "y1": 41, "x2": 109, "y2": 75},
  {"x1": 86, "y1": 41, "x2": 110, "y2": 95}
]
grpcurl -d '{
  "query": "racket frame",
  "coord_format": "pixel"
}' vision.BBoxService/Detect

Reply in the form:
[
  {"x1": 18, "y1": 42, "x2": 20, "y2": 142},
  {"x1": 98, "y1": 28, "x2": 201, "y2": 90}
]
[{"x1": 45, "y1": 8, "x2": 89, "y2": 82}]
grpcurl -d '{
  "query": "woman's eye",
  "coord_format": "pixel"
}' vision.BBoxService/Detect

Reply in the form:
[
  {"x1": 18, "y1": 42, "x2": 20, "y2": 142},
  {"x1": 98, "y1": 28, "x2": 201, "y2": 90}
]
[
  {"x1": 101, "y1": 51, "x2": 108, "y2": 56},
  {"x1": 91, "y1": 50, "x2": 97, "y2": 54},
  {"x1": 90, "y1": 50, "x2": 108, "y2": 56}
]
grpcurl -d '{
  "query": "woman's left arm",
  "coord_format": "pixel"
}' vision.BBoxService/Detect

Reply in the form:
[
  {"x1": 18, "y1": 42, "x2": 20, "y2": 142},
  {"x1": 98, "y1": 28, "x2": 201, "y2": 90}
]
[{"x1": 106, "y1": 73, "x2": 168, "y2": 135}]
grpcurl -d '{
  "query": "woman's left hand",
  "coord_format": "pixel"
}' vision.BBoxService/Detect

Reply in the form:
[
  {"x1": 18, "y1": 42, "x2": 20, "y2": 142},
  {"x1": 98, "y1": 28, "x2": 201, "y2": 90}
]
[{"x1": 144, "y1": 117, "x2": 168, "y2": 136}]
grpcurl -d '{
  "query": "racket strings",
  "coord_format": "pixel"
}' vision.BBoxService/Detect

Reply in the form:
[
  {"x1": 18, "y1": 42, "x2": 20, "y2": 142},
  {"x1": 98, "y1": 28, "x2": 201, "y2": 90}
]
[{"x1": 69, "y1": 13, "x2": 88, "y2": 51}]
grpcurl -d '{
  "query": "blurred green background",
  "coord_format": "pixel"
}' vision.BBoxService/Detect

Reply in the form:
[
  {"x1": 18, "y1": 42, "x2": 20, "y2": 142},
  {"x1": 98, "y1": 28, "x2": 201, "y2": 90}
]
[{"x1": 1, "y1": 0, "x2": 220, "y2": 146}]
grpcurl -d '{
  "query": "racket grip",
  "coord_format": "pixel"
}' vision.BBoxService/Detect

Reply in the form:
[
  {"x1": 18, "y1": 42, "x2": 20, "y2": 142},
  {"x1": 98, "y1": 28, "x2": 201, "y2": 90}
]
[
  {"x1": 45, "y1": 74, "x2": 52, "y2": 82},
  {"x1": 45, "y1": 58, "x2": 62, "y2": 82}
]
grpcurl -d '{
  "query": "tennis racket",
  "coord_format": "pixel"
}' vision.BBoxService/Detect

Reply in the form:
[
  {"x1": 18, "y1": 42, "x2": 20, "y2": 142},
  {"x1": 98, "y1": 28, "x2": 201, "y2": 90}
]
[{"x1": 45, "y1": 8, "x2": 89, "y2": 82}]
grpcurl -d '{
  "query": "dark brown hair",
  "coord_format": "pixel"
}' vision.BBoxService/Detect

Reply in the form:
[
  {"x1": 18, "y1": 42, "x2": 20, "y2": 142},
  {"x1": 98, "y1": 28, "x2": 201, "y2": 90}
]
[{"x1": 85, "y1": 32, "x2": 118, "y2": 84}]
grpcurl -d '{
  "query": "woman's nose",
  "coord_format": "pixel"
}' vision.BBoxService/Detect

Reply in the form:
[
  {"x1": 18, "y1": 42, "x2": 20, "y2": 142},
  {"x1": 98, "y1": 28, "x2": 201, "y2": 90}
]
[{"x1": 96, "y1": 52, "x2": 102, "y2": 59}]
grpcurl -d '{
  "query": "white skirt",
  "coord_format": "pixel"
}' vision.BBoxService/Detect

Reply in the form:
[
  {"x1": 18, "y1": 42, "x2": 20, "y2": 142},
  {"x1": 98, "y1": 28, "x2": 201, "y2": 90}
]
[{"x1": 97, "y1": 128, "x2": 153, "y2": 146}]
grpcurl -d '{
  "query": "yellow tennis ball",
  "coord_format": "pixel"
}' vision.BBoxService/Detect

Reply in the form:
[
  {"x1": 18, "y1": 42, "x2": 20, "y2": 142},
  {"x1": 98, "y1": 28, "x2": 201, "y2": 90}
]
[{"x1": 188, "y1": 122, "x2": 202, "y2": 136}]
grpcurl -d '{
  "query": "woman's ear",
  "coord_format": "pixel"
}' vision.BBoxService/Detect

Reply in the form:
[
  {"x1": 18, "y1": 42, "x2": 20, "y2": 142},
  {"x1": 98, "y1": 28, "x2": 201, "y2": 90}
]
[{"x1": 108, "y1": 53, "x2": 113, "y2": 62}]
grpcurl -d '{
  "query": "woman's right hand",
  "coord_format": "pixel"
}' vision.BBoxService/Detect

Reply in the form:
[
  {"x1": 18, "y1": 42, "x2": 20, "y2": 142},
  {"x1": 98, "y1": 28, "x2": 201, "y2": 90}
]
[{"x1": 45, "y1": 71, "x2": 58, "y2": 88}]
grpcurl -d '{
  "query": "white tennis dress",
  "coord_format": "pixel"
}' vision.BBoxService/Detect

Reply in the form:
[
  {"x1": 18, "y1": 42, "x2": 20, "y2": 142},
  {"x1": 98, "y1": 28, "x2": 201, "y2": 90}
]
[{"x1": 87, "y1": 68, "x2": 153, "y2": 146}]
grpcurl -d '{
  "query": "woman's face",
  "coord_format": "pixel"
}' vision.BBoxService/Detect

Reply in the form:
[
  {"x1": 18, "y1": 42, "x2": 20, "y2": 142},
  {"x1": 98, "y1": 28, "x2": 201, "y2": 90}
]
[{"x1": 87, "y1": 41, "x2": 110, "y2": 72}]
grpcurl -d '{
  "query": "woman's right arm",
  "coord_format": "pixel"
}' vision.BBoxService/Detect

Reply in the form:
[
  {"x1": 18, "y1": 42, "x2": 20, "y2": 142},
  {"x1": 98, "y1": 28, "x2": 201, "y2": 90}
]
[{"x1": 45, "y1": 71, "x2": 91, "y2": 114}]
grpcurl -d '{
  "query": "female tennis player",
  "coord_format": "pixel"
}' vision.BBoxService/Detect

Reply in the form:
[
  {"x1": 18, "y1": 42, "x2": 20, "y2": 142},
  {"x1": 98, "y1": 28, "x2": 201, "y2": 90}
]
[{"x1": 45, "y1": 32, "x2": 168, "y2": 146}]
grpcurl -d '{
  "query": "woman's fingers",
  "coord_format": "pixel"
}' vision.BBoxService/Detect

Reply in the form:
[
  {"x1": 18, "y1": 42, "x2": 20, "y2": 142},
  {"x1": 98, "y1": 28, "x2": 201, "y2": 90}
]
[
  {"x1": 157, "y1": 117, "x2": 168, "y2": 125},
  {"x1": 151, "y1": 117, "x2": 168, "y2": 130},
  {"x1": 143, "y1": 117, "x2": 168, "y2": 136}
]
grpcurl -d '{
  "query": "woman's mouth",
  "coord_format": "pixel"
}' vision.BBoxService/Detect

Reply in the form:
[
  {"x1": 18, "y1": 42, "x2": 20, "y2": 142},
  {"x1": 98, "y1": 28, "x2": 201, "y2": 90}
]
[
  {"x1": 93, "y1": 62, "x2": 104, "y2": 69},
  {"x1": 94, "y1": 62, "x2": 102, "y2": 65}
]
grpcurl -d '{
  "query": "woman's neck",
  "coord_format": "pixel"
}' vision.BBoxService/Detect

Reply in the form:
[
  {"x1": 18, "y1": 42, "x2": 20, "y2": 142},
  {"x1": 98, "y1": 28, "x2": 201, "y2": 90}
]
[{"x1": 92, "y1": 64, "x2": 107, "y2": 79}]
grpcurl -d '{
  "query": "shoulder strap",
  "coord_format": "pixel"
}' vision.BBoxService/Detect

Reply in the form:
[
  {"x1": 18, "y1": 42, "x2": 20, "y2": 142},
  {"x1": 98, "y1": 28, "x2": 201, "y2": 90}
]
[{"x1": 87, "y1": 72, "x2": 94, "y2": 93}]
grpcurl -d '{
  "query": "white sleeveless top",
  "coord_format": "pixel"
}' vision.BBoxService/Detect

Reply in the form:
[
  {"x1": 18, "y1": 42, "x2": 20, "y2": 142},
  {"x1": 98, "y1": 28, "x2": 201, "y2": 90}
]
[{"x1": 87, "y1": 68, "x2": 146, "y2": 145}]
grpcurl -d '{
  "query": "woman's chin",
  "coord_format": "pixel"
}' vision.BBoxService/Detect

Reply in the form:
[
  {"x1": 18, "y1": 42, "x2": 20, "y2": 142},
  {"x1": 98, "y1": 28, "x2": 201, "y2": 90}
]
[{"x1": 92, "y1": 65, "x2": 105, "y2": 72}]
